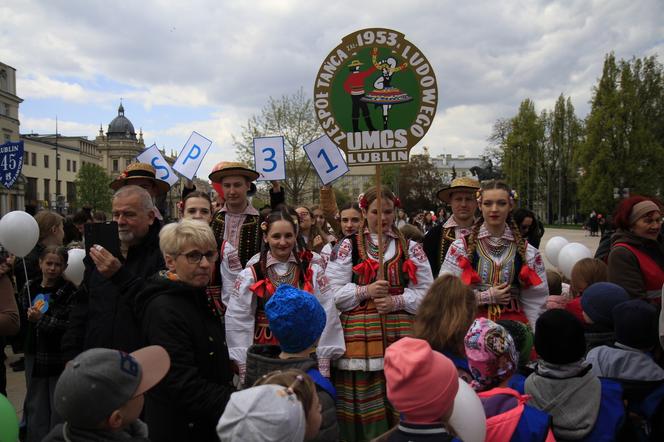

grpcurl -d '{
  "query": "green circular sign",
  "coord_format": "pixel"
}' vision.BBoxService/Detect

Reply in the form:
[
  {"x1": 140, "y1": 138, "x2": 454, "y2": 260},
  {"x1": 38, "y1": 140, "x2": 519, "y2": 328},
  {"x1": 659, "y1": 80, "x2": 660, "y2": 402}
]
[{"x1": 314, "y1": 28, "x2": 438, "y2": 165}]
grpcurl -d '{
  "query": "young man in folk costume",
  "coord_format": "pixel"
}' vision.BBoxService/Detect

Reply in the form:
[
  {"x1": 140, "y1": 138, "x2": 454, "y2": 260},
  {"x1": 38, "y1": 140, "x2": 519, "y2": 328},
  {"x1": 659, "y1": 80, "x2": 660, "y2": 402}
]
[
  {"x1": 326, "y1": 186, "x2": 434, "y2": 442},
  {"x1": 439, "y1": 180, "x2": 548, "y2": 328},
  {"x1": 423, "y1": 177, "x2": 480, "y2": 277},
  {"x1": 225, "y1": 209, "x2": 345, "y2": 387}
]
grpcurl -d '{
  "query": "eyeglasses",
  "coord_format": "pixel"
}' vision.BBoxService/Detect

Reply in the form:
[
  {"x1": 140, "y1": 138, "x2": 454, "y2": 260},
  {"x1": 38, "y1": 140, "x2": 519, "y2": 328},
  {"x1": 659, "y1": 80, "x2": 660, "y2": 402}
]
[{"x1": 178, "y1": 250, "x2": 218, "y2": 264}]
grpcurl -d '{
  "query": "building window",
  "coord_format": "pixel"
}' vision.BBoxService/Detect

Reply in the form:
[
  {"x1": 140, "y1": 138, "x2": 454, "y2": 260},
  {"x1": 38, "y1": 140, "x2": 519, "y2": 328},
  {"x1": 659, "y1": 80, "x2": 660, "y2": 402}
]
[
  {"x1": 31, "y1": 152, "x2": 36, "y2": 166},
  {"x1": 23, "y1": 150, "x2": 28, "y2": 164},
  {"x1": 66, "y1": 159, "x2": 71, "y2": 171},
  {"x1": 44, "y1": 155, "x2": 49, "y2": 168},
  {"x1": 56, "y1": 180, "x2": 61, "y2": 196},
  {"x1": 0, "y1": 70, "x2": 7, "y2": 91},
  {"x1": 56, "y1": 156, "x2": 60, "y2": 170},
  {"x1": 112, "y1": 159, "x2": 119, "y2": 172},
  {"x1": 44, "y1": 179, "x2": 51, "y2": 203},
  {"x1": 26, "y1": 177, "x2": 37, "y2": 202},
  {"x1": 73, "y1": 161, "x2": 77, "y2": 173},
  {"x1": 0, "y1": 102, "x2": 6, "y2": 116}
]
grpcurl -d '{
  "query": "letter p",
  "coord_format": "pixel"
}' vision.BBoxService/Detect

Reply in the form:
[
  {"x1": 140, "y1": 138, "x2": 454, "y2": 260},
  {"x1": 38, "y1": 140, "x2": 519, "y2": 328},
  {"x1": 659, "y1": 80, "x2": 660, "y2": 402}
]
[{"x1": 182, "y1": 144, "x2": 201, "y2": 165}]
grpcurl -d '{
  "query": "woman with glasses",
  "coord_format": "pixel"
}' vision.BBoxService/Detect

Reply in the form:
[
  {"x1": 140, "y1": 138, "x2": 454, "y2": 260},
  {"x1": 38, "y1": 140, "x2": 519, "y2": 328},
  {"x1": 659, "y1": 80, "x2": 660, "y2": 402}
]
[
  {"x1": 225, "y1": 208, "x2": 344, "y2": 387},
  {"x1": 136, "y1": 219, "x2": 235, "y2": 441},
  {"x1": 608, "y1": 196, "x2": 664, "y2": 300}
]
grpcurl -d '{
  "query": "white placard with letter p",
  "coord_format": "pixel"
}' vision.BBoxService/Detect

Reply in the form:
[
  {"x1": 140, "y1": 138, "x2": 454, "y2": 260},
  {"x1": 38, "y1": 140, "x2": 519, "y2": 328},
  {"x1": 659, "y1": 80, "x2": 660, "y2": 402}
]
[
  {"x1": 136, "y1": 144, "x2": 179, "y2": 187},
  {"x1": 173, "y1": 131, "x2": 213, "y2": 180},
  {"x1": 304, "y1": 135, "x2": 349, "y2": 185},
  {"x1": 254, "y1": 136, "x2": 286, "y2": 181}
]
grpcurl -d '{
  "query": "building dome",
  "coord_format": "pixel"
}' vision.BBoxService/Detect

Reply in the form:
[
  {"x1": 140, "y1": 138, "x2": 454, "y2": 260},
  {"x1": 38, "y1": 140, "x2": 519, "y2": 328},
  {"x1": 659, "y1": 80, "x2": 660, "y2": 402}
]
[{"x1": 107, "y1": 102, "x2": 137, "y2": 140}]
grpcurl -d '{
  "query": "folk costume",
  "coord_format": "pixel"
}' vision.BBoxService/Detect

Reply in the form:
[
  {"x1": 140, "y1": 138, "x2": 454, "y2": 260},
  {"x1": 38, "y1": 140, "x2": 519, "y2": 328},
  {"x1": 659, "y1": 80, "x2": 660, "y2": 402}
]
[
  {"x1": 326, "y1": 229, "x2": 433, "y2": 442},
  {"x1": 440, "y1": 224, "x2": 547, "y2": 328},
  {"x1": 225, "y1": 252, "x2": 344, "y2": 382}
]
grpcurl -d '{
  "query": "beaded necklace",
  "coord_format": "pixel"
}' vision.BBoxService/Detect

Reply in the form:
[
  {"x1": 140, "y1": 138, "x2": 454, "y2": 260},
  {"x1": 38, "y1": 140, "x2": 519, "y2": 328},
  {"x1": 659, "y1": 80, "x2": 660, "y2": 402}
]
[
  {"x1": 362, "y1": 232, "x2": 389, "y2": 260},
  {"x1": 266, "y1": 263, "x2": 298, "y2": 287},
  {"x1": 483, "y1": 236, "x2": 508, "y2": 258}
]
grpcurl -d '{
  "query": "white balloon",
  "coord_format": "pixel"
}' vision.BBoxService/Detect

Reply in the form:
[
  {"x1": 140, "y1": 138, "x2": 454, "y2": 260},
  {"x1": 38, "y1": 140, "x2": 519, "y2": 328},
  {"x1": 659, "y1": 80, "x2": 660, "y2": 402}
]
[
  {"x1": 558, "y1": 242, "x2": 593, "y2": 279},
  {"x1": 64, "y1": 248, "x2": 86, "y2": 286},
  {"x1": 449, "y1": 379, "x2": 486, "y2": 442},
  {"x1": 544, "y1": 236, "x2": 569, "y2": 268},
  {"x1": 0, "y1": 211, "x2": 39, "y2": 258}
]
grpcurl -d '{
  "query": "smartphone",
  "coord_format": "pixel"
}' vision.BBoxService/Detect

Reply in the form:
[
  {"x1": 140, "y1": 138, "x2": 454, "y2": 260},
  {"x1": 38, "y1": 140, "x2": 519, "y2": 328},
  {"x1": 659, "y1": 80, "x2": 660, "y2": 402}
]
[{"x1": 85, "y1": 222, "x2": 122, "y2": 259}]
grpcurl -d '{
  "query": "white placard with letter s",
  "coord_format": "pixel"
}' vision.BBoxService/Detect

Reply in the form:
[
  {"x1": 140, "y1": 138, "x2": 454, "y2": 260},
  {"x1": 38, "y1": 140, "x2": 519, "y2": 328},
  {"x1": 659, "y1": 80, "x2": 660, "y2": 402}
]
[
  {"x1": 254, "y1": 136, "x2": 286, "y2": 181},
  {"x1": 136, "y1": 144, "x2": 179, "y2": 187},
  {"x1": 304, "y1": 135, "x2": 349, "y2": 185},
  {"x1": 173, "y1": 131, "x2": 213, "y2": 180}
]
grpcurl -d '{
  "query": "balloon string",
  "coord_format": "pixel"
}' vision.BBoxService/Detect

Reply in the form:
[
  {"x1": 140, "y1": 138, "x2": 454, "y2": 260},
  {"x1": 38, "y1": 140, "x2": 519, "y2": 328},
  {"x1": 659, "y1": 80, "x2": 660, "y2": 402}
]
[{"x1": 22, "y1": 258, "x2": 32, "y2": 307}]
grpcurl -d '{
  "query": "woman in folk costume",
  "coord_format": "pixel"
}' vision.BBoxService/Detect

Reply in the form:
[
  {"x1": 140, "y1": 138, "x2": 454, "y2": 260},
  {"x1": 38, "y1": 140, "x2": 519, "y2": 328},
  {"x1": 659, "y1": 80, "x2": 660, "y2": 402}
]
[
  {"x1": 439, "y1": 180, "x2": 548, "y2": 328},
  {"x1": 225, "y1": 208, "x2": 344, "y2": 386},
  {"x1": 326, "y1": 186, "x2": 434, "y2": 442}
]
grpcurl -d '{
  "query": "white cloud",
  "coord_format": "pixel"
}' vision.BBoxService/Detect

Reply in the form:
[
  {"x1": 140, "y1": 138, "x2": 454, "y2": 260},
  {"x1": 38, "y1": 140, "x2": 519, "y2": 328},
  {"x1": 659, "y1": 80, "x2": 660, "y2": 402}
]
[{"x1": 19, "y1": 116, "x2": 100, "y2": 137}]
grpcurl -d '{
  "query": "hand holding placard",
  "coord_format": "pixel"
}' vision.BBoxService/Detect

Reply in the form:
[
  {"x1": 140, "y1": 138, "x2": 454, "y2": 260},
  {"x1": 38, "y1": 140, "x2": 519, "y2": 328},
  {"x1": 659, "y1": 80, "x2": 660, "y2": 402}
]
[
  {"x1": 254, "y1": 136, "x2": 286, "y2": 181},
  {"x1": 304, "y1": 136, "x2": 349, "y2": 185}
]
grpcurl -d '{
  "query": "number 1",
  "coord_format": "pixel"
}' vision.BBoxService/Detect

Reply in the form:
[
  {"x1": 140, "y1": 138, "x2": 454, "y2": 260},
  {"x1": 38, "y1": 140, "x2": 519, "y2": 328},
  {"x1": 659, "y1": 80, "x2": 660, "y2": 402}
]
[{"x1": 317, "y1": 149, "x2": 338, "y2": 174}]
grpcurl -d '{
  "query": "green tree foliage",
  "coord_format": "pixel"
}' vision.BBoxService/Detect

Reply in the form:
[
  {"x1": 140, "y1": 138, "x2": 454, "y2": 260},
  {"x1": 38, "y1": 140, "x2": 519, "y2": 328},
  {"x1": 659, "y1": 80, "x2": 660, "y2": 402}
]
[
  {"x1": 234, "y1": 88, "x2": 321, "y2": 205},
  {"x1": 75, "y1": 163, "x2": 113, "y2": 213},
  {"x1": 395, "y1": 154, "x2": 443, "y2": 213},
  {"x1": 577, "y1": 54, "x2": 664, "y2": 214}
]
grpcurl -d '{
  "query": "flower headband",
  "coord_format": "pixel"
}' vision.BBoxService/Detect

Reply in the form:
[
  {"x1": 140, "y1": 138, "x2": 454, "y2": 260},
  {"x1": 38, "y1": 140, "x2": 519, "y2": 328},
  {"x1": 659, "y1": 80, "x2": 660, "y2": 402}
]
[
  {"x1": 358, "y1": 193, "x2": 401, "y2": 209},
  {"x1": 476, "y1": 188, "x2": 518, "y2": 204}
]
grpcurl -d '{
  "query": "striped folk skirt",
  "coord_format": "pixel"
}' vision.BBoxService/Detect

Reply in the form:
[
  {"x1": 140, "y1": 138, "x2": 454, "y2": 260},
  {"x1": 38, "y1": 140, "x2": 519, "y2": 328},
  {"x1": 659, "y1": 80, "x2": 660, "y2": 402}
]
[{"x1": 333, "y1": 300, "x2": 414, "y2": 442}]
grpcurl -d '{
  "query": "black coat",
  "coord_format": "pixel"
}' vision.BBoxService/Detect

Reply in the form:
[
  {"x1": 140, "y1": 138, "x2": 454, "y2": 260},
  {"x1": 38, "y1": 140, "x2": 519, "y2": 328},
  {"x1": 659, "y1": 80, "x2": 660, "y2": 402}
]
[
  {"x1": 61, "y1": 222, "x2": 164, "y2": 358},
  {"x1": 136, "y1": 273, "x2": 235, "y2": 442},
  {"x1": 423, "y1": 223, "x2": 445, "y2": 277}
]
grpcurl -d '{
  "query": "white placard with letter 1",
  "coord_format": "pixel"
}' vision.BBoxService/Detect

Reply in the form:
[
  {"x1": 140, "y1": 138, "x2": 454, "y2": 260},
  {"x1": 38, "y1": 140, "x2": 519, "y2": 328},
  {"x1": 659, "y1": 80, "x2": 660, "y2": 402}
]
[
  {"x1": 136, "y1": 144, "x2": 179, "y2": 187},
  {"x1": 173, "y1": 131, "x2": 213, "y2": 180},
  {"x1": 254, "y1": 136, "x2": 286, "y2": 181},
  {"x1": 304, "y1": 135, "x2": 349, "y2": 185}
]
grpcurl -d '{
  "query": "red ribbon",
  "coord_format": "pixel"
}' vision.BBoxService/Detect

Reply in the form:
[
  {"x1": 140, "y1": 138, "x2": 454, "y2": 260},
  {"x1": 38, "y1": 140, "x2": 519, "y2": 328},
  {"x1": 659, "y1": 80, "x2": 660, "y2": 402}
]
[
  {"x1": 299, "y1": 250, "x2": 313, "y2": 262},
  {"x1": 249, "y1": 278, "x2": 275, "y2": 299},
  {"x1": 457, "y1": 255, "x2": 481, "y2": 285},
  {"x1": 402, "y1": 259, "x2": 418, "y2": 285},
  {"x1": 302, "y1": 267, "x2": 314, "y2": 293},
  {"x1": 519, "y1": 265, "x2": 542, "y2": 289},
  {"x1": 352, "y1": 259, "x2": 379, "y2": 282}
]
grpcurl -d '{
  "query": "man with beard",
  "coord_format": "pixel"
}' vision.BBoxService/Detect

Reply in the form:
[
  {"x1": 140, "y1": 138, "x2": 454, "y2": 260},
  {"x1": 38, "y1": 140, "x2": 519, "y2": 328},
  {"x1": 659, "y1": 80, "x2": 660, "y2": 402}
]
[
  {"x1": 423, "y1": 177, "x2": 480, "y2": 277},
  {"x1": 62, "y1": 185, "x2": 164, "y2": 356}
]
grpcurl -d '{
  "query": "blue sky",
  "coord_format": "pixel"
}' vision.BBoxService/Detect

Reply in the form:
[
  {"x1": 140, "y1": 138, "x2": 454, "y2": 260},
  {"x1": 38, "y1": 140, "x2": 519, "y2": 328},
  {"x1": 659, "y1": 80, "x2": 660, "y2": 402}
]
[{"x1": 1, "y1": 0, "x2": 662, "y2": 178}]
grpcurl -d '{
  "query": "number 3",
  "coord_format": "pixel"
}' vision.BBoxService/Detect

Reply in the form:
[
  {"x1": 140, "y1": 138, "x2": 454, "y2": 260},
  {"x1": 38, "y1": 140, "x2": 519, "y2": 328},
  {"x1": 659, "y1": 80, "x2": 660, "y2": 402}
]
[
  {"x1": 262, "y1": 147, "x2": 277, "y2": 172},
  {"x1": 317, "y1": 149, "x2": 338, "y2": 174}
]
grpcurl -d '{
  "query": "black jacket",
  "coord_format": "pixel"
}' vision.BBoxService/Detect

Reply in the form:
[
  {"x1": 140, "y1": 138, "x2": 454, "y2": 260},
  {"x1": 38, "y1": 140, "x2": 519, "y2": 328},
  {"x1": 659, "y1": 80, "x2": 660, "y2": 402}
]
[
  {"x1": 423, "y1": 223, "x2": 446, "y2": 277},
  {"x1": 136, "y1": 272, "x2": 235, "y2": 442},
  {"x1": 245, "y1": 344, "x2": 339, "y2": 442},
  {"x1": 61, "y1": 222, "x2": 164, "y2": 358}
]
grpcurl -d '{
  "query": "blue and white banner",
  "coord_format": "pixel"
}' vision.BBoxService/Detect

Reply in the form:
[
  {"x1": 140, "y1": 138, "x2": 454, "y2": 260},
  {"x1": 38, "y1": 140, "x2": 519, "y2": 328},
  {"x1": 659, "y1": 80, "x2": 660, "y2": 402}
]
[
  {"x1": 173, "y1": 131, "x2": 213, "y2": 180},
  {"x1": 254, "y1": 136, "x2": 286, "y2": 181},
  {"x1": 304, "y1": 136, "x2": 349, "y2": 185},
  {"x1": 0, "y1": 141, "x2": 24, "y2": 189},
  {"x1": 136, "y1": 144, "x2": 179, "y2": 187}
]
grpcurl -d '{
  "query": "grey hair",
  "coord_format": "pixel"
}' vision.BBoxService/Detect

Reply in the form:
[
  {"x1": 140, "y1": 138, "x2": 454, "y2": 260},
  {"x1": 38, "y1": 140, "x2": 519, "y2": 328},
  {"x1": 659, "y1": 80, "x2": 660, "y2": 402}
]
[{"x1": 113, "y1": 185, "x2": 155, "y2": 212}]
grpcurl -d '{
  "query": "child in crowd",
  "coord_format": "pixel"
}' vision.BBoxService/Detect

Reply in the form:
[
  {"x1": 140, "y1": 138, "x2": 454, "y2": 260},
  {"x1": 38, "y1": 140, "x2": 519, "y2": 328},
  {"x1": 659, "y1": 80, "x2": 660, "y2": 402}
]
[
  {"x1": 496, "y1": 320, "x2": 534, "y2": 376},
  {"x1": 18, "y1": 246, "x2": 77, "y2": 442},
  {"x1": 244, "y1": 284, "x2": 338, "y2": 441},
  {"x1": 587, "y1": 299, "x2": 664, "y2": 381},
  {"x1": 43, "y1": 345, "x2": 170, "y2": 442},
  {"x1": 216, "y1": 372, "x2": 317, "y2": 442},
  {"x1": 464, "y1": 318, "x2": 555, "y2": 442},
  {"x1": 544, "y1": 269, "x2": 566, "y2": 309},
  {"x1": 414, "y1": 274, "x2": 476, "y2": 382},
  {"x1": 565, "y1": 258, "x2": 608, "y2": 322},
  {"x1": 580, "y1": 282, "x2": 629, "y2": 351},
  {"x1": 526, "y1": 309, "x2": 623, "y2": 441},
  {"x1": 381, "y1": 337, "x2": 460, "y2": 442}
]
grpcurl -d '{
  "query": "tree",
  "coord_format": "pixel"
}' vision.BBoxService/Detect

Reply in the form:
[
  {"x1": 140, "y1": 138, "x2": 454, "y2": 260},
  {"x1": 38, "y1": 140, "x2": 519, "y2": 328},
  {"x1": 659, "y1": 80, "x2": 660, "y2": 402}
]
[
  {"x1": 75, "y1": 163, "x2": 113, "y2": 213},
  {"x1": 396, "y1": 154, "x2": 443, "y2": 213},
  {"x1": 577, "y1": 54, "x2": 664, "y2": 214},
  {"x1": 234, "y1": 88, "x2": 321, "y2": 205}
]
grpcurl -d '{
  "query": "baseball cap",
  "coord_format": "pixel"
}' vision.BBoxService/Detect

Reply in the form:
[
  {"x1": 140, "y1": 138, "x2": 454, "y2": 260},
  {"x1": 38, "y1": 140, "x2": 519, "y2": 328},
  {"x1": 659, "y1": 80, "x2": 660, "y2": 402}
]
[{"x1": 54, "y1": 345, "x2": 170, "y2": 428}]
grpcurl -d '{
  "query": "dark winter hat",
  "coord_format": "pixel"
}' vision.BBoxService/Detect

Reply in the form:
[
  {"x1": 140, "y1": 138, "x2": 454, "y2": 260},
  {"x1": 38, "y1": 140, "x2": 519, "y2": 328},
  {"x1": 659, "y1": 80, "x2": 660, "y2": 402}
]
[
  {"x1": 581, "y1": 282, "x2": 629, "y2": 328},
  {"x1": 535, "y1": 309, "x2": 585, "y2": 364},
  {"x1": 265, "y1": 284, "x2": 326, "y2": 354},
  {"x1": 497, "y1": 319, "x2": 534, "y2": 368},
  {"x1": 612, "y1": 300, "x2": 658, "y2": 349}
]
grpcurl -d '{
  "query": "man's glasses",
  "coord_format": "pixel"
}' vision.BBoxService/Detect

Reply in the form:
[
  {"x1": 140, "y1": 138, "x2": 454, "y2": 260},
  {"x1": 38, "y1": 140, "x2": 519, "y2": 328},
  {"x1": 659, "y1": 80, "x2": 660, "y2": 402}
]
[{"x1": 178, "y1": 250, "x2": 218, "y2": 264}]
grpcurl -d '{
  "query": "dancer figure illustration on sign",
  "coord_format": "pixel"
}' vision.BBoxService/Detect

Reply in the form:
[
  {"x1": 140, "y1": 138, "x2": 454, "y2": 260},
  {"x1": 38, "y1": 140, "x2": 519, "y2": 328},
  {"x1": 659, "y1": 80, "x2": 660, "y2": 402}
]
[
  {"x1": 343, "y1": 59, "x2": 377, "y2": 132},
  {"x1": 362, "y1": 47, "x2": 412, "y2": 130}
]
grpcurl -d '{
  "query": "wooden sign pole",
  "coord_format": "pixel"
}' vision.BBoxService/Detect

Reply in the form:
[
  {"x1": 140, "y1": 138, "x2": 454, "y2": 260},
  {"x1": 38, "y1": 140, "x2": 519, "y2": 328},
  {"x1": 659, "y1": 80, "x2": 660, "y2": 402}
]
[{"x1": 375, "y1": 164, "x2": 384, "y2": 280}]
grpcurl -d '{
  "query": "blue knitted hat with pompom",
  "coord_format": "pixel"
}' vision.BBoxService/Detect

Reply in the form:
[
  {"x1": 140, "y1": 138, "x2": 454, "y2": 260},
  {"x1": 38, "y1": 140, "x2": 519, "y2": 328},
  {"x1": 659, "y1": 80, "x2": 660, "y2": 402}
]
[{"x1": 265, "y1": 284, "x2": 326, "y2": 353}]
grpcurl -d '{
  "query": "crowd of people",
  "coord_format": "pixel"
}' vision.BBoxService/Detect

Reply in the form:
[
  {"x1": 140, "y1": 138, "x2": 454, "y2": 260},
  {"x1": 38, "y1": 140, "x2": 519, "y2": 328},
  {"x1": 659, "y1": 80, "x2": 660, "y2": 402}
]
[{"x1": 0, "y1": 161, "x2": 663, "y2": 442}]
